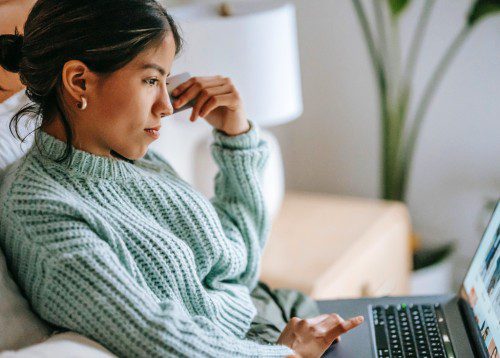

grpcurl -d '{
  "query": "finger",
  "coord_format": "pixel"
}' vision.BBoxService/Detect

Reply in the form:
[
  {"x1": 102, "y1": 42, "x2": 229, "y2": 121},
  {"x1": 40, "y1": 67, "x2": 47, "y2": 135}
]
[
  {"x1": 190, "y1": 84, "x2": 232, "y2": 121},
  {"x1": 172, "y1": 76, "x2": 220, "y2": 96},
  {"x1": 174, "y1": 78, "x2": 226, "y2": 110},
  {"x1": 317, "y1": 313, "x2": 345, "y2": 331},
  {"x1": 305, "y1": 314, "x2": 331, "y2": 325},
  {"x1": 327, "y1": 316, "x2": 364, "y2": 340},
  {"x1": 172, "y1": 76, "x2": 225, "y2": 99},
  {"x1": 197, "y1": 93, "x2": 239, "y2": 120}
]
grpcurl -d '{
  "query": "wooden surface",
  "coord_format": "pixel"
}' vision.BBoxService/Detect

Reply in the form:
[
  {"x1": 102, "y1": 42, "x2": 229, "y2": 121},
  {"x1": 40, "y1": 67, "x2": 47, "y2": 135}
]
[{"x1": 260, "y1": 190, "x2": 412, "y2": 300}]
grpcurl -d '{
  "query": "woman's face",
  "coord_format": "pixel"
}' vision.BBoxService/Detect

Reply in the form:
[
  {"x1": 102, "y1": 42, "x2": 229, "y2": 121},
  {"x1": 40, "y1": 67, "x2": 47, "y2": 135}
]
[{"x1": 57, "y1": 32, "x2": 176, "y2": 161}]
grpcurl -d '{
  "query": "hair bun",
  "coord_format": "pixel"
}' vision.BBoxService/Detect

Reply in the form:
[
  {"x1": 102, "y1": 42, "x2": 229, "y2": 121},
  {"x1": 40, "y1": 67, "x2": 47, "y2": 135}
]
[{"x1": 0, "y1": 29, "x2": 24, "y2": 73}]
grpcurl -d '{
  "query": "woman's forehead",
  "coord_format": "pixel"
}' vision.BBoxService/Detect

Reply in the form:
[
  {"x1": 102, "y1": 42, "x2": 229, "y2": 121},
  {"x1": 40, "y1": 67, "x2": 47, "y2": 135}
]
[
  {"x1": 130, "y1": 35, "x2": 176, "y2": 71},
  {"x1": 140, "y1": 32, "x2": 175, "y2": 55}
]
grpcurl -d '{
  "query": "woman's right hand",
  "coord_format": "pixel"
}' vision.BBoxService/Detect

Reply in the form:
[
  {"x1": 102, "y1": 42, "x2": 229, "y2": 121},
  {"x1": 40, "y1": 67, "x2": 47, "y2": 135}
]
[{"x1": 277, "y1": 313, "x2": 364, "y2": 358}]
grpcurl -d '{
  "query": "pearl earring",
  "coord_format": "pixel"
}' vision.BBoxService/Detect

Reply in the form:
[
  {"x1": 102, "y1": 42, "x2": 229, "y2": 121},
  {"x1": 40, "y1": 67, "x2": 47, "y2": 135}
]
[{"x1": 77, "y1": 96, "x2": 87, "y2": 110}]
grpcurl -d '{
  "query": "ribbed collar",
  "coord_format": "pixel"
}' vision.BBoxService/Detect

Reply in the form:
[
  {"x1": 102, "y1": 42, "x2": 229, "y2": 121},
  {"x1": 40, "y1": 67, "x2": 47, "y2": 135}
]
[{"x1": 30, "y1": 129, "x2": 162, "y2": 181}]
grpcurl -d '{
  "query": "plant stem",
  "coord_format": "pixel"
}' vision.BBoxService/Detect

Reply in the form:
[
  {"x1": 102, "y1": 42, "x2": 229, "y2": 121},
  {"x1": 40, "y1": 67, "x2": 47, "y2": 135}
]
[
  {"x1": 389, "y1": 14, "x2": 402, "y2": 110},
  {"x1": 397, "y1": 0, "x2": 435, "y2": 151},
  {"x1": 373, "y1": 0, "x2": 389, "y2": 75},
  {"x1": 352, "y1": 0, "x2": 381, "y2": 74},
  {"x1": 388, "y1": 16, "x2": 404, "y2": 200},
  {"x1": 393, "y1": 0, "x2": 436, "y2": 200},
  {"x1": 373, "y1": 0, "x2": 395, "y2": 198},
  {"x1": 403, "y1": 0, "x2": 435, "y2": 85},
  {"x1": 351, "y1": 0, "x2": 390, "y2": 198},
  {"x1": 399, "y1": 25, "x2": 472, "y2": 201}
]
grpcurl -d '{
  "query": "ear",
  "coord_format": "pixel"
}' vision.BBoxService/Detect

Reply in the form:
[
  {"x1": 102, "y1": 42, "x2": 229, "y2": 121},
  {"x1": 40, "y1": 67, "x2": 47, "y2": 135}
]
[{"x1": 61, "y1": 60, "x2": 97, "y2": 104}]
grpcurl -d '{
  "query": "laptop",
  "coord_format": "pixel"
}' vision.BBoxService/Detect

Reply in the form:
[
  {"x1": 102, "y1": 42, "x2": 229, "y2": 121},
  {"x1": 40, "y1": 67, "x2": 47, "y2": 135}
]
[{"x1": 318, "y1": 200, "x2": 500, "y2": 358}]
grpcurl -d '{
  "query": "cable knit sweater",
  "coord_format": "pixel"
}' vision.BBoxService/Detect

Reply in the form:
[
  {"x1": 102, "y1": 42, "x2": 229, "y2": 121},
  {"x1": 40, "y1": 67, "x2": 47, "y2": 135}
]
[{"x1": 0, "y1": 120, "x2": 295, "y2": 357}]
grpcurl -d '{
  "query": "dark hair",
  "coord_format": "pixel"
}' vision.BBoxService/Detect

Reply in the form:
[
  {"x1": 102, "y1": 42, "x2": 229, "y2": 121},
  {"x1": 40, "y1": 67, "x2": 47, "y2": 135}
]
[{"x1": 0, "y1": 0, "x2": 184, "y2": 165}]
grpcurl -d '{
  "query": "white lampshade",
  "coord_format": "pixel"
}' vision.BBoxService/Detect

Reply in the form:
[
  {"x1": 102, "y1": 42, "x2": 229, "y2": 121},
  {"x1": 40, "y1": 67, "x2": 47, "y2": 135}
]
[
  {"x1": 153, "y1": 0, "x2": 303, "y2": 222},
  {"x1": 169, "y1": 0, "x2": 303, "y2": 126}
]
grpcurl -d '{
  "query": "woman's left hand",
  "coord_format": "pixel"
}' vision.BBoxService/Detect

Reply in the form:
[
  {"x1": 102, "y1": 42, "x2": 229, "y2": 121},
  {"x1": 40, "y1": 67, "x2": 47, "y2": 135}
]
[{"x1": 171, "y1": 75, "x2": 250, "y2": 136}]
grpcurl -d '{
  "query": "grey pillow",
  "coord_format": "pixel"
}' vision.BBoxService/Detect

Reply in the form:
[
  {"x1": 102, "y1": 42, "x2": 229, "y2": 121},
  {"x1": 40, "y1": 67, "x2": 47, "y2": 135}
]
[{"x1": 0, "y1": 249, "x2": 53, "y2": 351}]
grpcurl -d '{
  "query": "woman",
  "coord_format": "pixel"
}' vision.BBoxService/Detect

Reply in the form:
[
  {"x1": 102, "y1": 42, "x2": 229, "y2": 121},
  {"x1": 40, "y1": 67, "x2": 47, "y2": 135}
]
[{"x1": 0, "y1": 1, "x2": 363, "y2": 357}]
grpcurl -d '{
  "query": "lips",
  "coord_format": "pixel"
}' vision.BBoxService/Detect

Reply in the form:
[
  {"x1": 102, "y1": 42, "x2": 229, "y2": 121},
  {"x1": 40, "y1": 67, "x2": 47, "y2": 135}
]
[{"x1": 144, "y1": 124, "x2": 161, "y2": 140}]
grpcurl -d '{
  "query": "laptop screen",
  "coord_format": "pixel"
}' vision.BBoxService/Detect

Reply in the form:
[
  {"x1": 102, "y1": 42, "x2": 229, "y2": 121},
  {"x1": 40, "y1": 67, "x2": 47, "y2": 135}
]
[{"x1": 462, "y1": 201, "x2": 499, "y2": 356}]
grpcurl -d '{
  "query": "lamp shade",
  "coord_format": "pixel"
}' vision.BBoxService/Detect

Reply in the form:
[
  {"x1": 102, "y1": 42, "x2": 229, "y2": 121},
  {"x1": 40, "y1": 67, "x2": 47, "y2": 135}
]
[{"x1": 169, "y1": 0, "x2": 303, "y2": 127}]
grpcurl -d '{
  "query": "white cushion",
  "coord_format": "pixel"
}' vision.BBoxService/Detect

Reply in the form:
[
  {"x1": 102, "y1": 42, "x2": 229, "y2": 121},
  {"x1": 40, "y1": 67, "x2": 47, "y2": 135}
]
[
  {"x1": 0, "y1": 332, "x2": 116, "y2": 357},
  {"x1": 0, "y1": 90, "x2": 34, "y2": 170},
  {"x1": 0, "y1": 91, "x2": 51, "y2": 351}
]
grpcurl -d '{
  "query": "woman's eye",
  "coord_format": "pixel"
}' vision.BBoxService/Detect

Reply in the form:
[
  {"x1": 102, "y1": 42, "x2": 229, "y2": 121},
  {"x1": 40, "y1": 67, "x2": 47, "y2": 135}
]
[{"x1": 145, "y1": 78, "x2": 159, "y2": 86}]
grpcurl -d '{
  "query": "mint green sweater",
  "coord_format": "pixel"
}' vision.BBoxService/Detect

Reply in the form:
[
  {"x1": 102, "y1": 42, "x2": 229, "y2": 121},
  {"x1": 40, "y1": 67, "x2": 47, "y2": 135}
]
[{"x1": 0, "y1": 120, "x2": 295, "y2": 357}]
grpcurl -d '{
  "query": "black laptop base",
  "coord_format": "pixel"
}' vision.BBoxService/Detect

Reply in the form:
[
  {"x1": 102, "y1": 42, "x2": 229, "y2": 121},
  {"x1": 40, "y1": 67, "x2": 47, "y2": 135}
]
[{"x1": 317, "y1": 294, "x2": 475, "y2": 358}]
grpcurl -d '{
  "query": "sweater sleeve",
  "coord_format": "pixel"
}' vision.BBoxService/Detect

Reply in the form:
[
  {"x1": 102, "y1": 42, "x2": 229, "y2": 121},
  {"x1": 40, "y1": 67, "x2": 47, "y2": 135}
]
[
  {"x1": 209, "y1": 120, "x2": 270, "y2": 291},
  {"x1": 1, "y1": 205, "x2": 294, "y2": 358}
]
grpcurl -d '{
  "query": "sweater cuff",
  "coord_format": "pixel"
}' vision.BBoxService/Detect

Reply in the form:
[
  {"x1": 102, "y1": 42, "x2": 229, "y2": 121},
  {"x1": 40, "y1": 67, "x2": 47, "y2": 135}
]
[{"x1": 212, "y1": 119, "x2": 260, "y2": 150}]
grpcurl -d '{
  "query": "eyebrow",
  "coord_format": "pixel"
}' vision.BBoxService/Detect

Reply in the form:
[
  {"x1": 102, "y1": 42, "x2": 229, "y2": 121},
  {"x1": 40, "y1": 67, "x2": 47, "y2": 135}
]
[{"x1": 140, "y1": 63, "x2": 171, "y2": 77}]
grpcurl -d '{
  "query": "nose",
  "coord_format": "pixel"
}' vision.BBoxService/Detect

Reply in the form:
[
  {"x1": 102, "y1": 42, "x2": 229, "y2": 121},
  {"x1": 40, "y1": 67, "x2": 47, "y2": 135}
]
[
  {"x1": 161, "y1": 97, "x2": 174, "y2": 118},
  {"x1": 160, "y1": 104, "x2": 174, "y2": 118},
  {"x1": 157, "y1": 86, "x2": 174, "y2": 118}
]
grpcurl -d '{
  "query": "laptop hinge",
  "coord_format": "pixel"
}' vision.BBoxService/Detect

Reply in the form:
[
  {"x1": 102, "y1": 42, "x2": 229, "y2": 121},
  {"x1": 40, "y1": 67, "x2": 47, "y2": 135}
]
[{"x1": 457, "y1": 297, "x2": 488, "y2": 358}]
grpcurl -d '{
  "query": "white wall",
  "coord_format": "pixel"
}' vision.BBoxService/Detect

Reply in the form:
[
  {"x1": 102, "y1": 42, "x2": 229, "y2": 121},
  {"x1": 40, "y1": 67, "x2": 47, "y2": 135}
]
[{"x1": 267, "y1": 0, "x2": 500, "y2": 288}]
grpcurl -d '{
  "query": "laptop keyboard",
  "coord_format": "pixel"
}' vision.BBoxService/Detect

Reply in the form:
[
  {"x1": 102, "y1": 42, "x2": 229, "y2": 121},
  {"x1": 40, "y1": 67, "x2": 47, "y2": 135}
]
[{"x1": 371, "y1": 303, "x2": 456, "y2": 358}]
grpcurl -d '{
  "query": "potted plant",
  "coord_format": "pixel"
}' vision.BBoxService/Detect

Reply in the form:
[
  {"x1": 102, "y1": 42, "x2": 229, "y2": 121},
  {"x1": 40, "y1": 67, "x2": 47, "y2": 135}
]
[{"x1": 350, "y1": 0, "x2": 500, "y2": 293}]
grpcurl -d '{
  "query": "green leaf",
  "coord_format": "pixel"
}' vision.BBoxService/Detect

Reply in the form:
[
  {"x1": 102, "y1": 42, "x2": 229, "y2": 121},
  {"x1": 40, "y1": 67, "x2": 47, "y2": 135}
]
[
  {"x1": 467, "y1": 0, "x2": 500, "y2": 26},
  {"x1": 387, "y1": 0, "x2": 410, "y2": 17}
]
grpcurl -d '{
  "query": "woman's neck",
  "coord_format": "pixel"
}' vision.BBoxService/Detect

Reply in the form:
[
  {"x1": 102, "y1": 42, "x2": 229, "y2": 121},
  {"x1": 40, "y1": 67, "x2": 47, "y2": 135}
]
[
  {"x1": 41, "y1": 111, "x2": 104, "y2": 155},
  {"x1": 40, "y1": 114, "x2": 134, "y2": 163},
  {"x1": 40, "y1": 115, "x2": 69, "y2": 143}
]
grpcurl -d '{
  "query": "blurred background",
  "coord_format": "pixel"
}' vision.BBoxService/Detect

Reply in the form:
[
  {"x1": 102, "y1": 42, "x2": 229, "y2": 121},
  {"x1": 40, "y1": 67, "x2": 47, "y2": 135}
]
[
  {"x1": 271, "y1": 0, "x2": 500, "y2": 292},
  {"x1": 269, "y1": 0, "x2": 500, "y2": 290},
  {"x1": 161, "y1": 0, "x2": 500, "y2": 294}
]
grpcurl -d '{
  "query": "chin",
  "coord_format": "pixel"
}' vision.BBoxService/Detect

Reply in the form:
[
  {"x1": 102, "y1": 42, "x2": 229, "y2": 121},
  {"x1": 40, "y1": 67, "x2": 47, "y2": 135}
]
[
  {"x1": 132, "y1": 147, "x2": 149, "y2": 160},
  {"x1": 117, "y1": 135, "x2": 151, "y2": 159}
]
